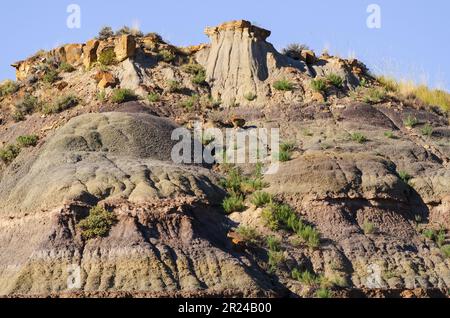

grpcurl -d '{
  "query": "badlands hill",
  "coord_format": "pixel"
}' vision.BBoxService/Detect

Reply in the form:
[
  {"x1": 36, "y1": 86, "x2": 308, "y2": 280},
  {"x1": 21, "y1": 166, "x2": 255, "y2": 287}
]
[{"x1": 0, "y1": 20, "x2": 449, "y2": 298}]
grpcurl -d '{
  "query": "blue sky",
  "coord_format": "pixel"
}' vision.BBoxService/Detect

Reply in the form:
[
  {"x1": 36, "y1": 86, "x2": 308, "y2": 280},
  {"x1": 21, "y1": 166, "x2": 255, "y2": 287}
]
[{"x1": 1, "y1": 0, "x2": 449, "y2": 90}]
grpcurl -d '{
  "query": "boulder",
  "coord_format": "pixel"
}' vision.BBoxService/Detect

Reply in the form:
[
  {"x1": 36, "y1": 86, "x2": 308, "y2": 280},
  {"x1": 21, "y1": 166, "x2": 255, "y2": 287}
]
[
  {"x1": 115, "y1": 35, "x2": 136, "y2": 62},
  {"x1": 98, "y1": 72, "x2": 117, "y2": 89},
  {"x1": 83, "y1": 39, "x2": 100, "y2": 69},
  {"x1": 301, "y1": 50, "x2": 317, "y2": 64},
  {"x1": 63, "y1": 44, "x2": 83, "y2": 65}
]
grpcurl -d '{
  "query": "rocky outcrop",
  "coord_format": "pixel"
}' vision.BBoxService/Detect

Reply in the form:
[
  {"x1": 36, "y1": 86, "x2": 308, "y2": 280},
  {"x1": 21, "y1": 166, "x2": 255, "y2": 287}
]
[{"x1": 196, "y1": 20, "x2": 308, "y2": 107}]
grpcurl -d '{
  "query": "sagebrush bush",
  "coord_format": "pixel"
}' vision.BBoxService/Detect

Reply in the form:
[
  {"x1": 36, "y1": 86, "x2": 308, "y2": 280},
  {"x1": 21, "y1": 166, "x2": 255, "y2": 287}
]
[
  {"x1": 182, "y1": 63, "x2": 205, "y2": 75},
  {"x1": 98, "y1": 26, "x2": 114, "y2": 40},
  {"x1": 384, "y1": 131, "x2": 395, "y2": 139},
  {"x1": 192, "y1": 70, "x2": 206, "y2": 85},
  {"x1": 0, "y1": 80, "x2": 19, "y2": 98},
  {"x1": 147, "y1": 92, "x2": 160, "y2": 103},
  {"x1": 251, "y1": 191, "x2": 272, "y2": 208},
  {"x1": 167, "y1": 80, "x2": 181, "y2": 93},
  {"x1": 222, "y1": 194, "x2": 245, "y2": 214},
  {"x1": 363, "y1": 221, "x2": 375, "y2": 235},
  {"x1": 111, "y1": 88, "x2": 137, "y2": 103},
  {"x1": 441, "y1": 245, "x2": 450, "y2": 258},
  {"x1": 0, "y1": 144, "x2": 21, "y2": 164},
  {"x1": 158, "y1": 49, "x2": 175, "y2": 63},
  {"x1": 236, "y1": 226, "x2": 260, "y2": 245},
  {"x1": 351, "y1": 132, "x2": 368, "y2": 144},
  {"x1": 78, "y1": 206, "x2": 117, "y2": 240},
  {"x1": 326, "y1": 73, "x2": 343, "y2": 88},
  {"x1": 268, "y1": 250, "x2": 285, "y2": 272},
  {"x1": 58, "y1": 62, "x2": 75, "y2": 73},
  {"x1": 278, "y1": 150, "x2": 292, "y2": 162},
  {"x1": 15, "y1": 94, "x2": 38, "y2": 115},
  {"x1": 42, "y1": 95, "x2": 79, "y2": 114},
  {"x1": 98, "y1": 48, "x2": 117, "y2": 66},
  {"x1": 17, "y1": 135, "x2": 39, "y2": 148},
  {"x1": 291, "y1": 268, "x2": 320, "y2": 286},
  {"x1": 404, "y1": 115, "x2": 419, "y2": 128},
  {"x1": 315, "y1": 287, "x2": 332, "y2": 298},
  {"x1": 273, "y1": 79, "x2": 294, "y2": 91},
  {"x1": 363, "y1": 88, "x2": 386, "y2": 104},
  {"x1": 42, "y1": 69, "x2": 59, "y2": 84},
  {"x1": 421, "y1": 123, "x2": 433, "y2": 136},
  {"x1": 181, "y1": 94, "x2": 199, "y2": 110},
  {"x1": 311, "y1": 79, "x2": 327, "y2": 93}
]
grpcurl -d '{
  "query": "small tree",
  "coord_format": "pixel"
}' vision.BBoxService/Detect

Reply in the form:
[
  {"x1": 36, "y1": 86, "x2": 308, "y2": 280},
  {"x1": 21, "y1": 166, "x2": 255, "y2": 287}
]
[
  {"x1": 98, "y1": 26, "x2": 114, "y2": 40},
  {"x1": 282, "y1": 43, "x2": 310, "y2": 60}
]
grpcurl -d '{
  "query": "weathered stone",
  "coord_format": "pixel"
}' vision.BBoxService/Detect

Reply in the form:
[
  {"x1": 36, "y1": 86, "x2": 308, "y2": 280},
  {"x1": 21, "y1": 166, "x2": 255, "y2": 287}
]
[
  {"x1": 56, "y1": 81, "x2": 68, "y2": 91},
  {"x1": 64, "y1": 44, "x2": 83, "y2": 65},
  {"x1": 98, "y1": 72, "x2": 117, "y2": 89},
  {"x1": 301, "y1": 50, "x2": 317, "y2": 64},
  {"x1": 83, "y1": 39, "x2": 100, "y2": 69},
  {"x1": 115, "y1": 35, "x2": 136, "y2": 62}
]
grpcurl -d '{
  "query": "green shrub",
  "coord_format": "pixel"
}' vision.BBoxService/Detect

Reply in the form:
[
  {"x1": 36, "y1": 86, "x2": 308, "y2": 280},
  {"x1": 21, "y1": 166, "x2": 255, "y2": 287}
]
[
  {"x1": 273, "y1": 79, "x2": 294, "y2": 91},
  {"x1": 111, "y1": 88, "x2": 137, "y2": 103},
  {"x1": 423, "y1": 229, "x2": 436, "y2": 241},
  {"x1": 182, "y1": 63, "x2": 204, "y2": 75},
  {"x1": 0, "y1": 80, "x2": 19, "y2": 98},
  {"x1": 282, "y1": 43, "x2": 309, "y2": 60},
  {"x1": 436, "y1": 230, "x2": 446, "y2": 247},
  {"x1": 236, "y1": 226, "x2": 261, "y2": 245},
  {"x1": 98, "y1": 48, "x2": 117, "y2": 66},
  {"x1": 181, "y1": 94, "x2": 199, "y2": 110},
  {"x1": 42, "y1": 69, "x2": 59, "y2": 84},
  {"x1": 148, "y1": 92, "x2": 160, "y2": 103},
  {"x1": 351, "y1": 132, "x2": 368, "y2": 144},
  {"x1": 384, "y1": 131, "x2": 395, "y2": 139},
  {"x1": 398, "y1": 171, "x2": 412, "y2": 184},
  {"x1": 280, "y1": 142, "x2": 295, "y2": 152},
  {"x1": 315, "y1": 287, "x2": 332, "y2": 298},
  {"x1": 441, "y1": 245, "x2": 450, "y2": 258},
  {"x1": 327, "y1": 73, "x2": 343, "y2": 88},
  {"x1": 404, "y1": 115, "x2": 418, "y2": 128},
  {"x1": 244, "y1": 92, "x2": 257, "y2": 101},
  {"x1": 12, "y1": 111, "x2": 25, "y2": 122},
  {"x1": 251, "y1": 191, "x2": 272, "y2": 208},
  {"x1": 222, "y1": 194, "x2": 245, "y2": 214},
  {"x1": 15, "y1": 94, "x2": 38, "y2": 115},
  {"x1": 0, "y1": 144, "x2": 21, "y2": 164},
  {"x1": 158, "y1": 49, "x2": 175, "y2": 63},
  {"x1": 363, "y1": 88, "x2": 386, "y2": 103},
  {"x1": 58, "y1": 62, "x2": 75, "y2": 73},
  {"x1": 268, "y1": 250, "x2": 285, "y2": 272},
  {"x1": 97, "y1": 90, "x2": 106, "y2": 102},
  {"x1": 98, "y1": 26, "x2": 114, "y2": 40},
  {"x1": 421, "y1": 123, "x2": 433, "y2": 137},
  {"x1": 42, "y1": 95, "x2": 79, "y2": 114},
  {"x1": 220, "y1": 168, "x2": 244, "y2": 194},
  {"x1": 266, "y1": 236, "x2": 281, "y2": 251},
  {"x1": 291, "y1": 268, "x2": 320, "y2": 286},
  {"x1": 78, "y1": 206, "x2": 117, "y2": 240},
  {"x1": 311, "y1": 79, "x2": 327, "y2": 93},
  {"x1": 363, "y1": 221, "x2": 375, "y2": 235},
  {"x1": 167, "y1": 80, "x2": 181, "y2": 93},
  {"x1": 17, "y1": 135, "x2": 39, "y2": 148},
  {"x1": 297, "y1": 225, "x2": 321, "y2": 248},
  {"x1": 278, "y1": 150, "x2": 292, "y2": 162},
  {"x1": 192, "y1": 70, "x2": 206, "y2": 85}
]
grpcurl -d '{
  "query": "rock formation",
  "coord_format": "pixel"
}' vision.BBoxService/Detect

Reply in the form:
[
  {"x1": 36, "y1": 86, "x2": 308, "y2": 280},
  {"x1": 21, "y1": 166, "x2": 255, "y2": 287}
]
[{"x1": 0, "y1": 21, "x2": 449, "y2": 298}]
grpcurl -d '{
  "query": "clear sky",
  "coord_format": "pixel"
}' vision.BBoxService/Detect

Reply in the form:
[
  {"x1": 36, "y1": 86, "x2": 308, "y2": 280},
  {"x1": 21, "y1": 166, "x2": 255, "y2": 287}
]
[{"x1": 1, "y1": 0, "x2": 449, "y2": 90}]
